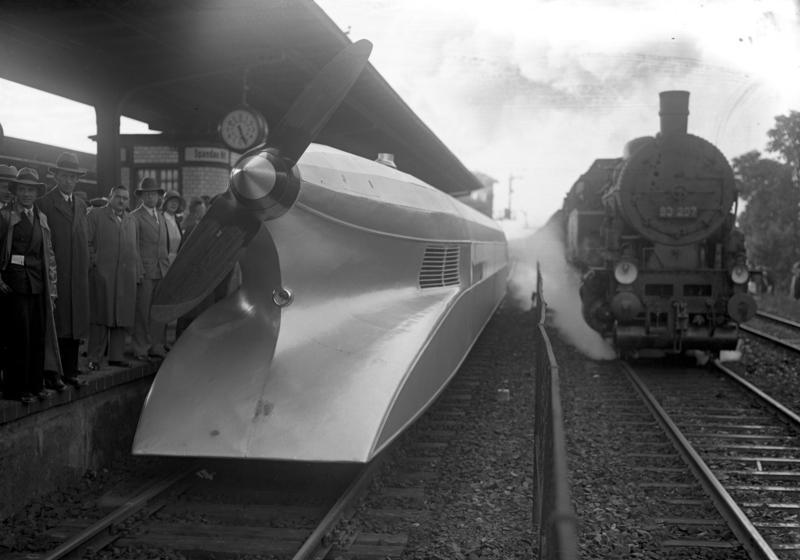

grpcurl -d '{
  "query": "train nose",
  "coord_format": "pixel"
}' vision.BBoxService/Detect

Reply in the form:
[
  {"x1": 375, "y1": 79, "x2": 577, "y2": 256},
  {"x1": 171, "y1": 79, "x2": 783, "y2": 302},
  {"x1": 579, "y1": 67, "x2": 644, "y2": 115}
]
[
  {"x1": 133, "y1": 290, "x2": 281, "y2": 457},
  {"x1": 134, "y1": 226, "x2": 283, "y2": 458}
]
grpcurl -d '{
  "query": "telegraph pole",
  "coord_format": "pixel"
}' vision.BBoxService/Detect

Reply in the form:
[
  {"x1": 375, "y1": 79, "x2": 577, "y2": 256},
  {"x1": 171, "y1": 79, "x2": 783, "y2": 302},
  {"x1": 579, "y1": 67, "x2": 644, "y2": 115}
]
[{"x1": 505, "y1": 174, "x2": 518, "y2": 219}]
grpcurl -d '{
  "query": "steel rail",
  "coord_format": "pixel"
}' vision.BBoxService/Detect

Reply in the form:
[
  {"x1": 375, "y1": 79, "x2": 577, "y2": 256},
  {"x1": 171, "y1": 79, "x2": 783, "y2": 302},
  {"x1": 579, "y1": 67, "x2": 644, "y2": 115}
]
[
  {"x1": 740, "y1": 324, "x2": 800, "y2": 352},
  {"x1": 40, "y1": 465, "x2": 198, "y2": 560},
  {"x1": 622, "y1": 362, "x2": 779, "y2": 560},
  {"x1": 713, "y1": 360, "x2": 800, "y2": 428},
  {"x1": 292, "y1": 449, "x2": 391, "y2": 560},
  {"x1": 756, "y1": 311, "x2": 800, "y2": 330}
]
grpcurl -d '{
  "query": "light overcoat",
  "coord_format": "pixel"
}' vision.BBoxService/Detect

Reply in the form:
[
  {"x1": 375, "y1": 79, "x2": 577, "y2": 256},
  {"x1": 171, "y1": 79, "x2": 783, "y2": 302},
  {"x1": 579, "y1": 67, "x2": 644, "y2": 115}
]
[
  {"x1": 87, "y1": 206, "x2": 142, "y2": 327},
  {"x1": 132, "y1": 206, "x2": 170, "y2": 279},
  {"x1": 36, "y1": 187, "x2": 90, "y2": 338},
  {"x1": 0, "y1": 207, "x2": 64, "y2": 376}
]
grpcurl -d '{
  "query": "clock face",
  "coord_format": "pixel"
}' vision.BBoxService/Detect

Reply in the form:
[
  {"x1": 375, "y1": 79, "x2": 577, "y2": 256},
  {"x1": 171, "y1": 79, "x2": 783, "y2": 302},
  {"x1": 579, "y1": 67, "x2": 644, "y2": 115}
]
[{"x1": 219, "y1": 108, "x2": 266, "y2": 151}]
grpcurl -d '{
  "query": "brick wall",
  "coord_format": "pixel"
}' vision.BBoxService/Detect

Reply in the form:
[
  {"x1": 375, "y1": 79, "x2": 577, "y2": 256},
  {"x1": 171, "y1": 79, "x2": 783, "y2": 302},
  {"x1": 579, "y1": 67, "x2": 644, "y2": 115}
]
[
  {"x1": 182, "y1": 166, "x2": 230, "y2": 200},
  {"x1": 133, "y1": 145, "x2": 179, "y2": 164}
]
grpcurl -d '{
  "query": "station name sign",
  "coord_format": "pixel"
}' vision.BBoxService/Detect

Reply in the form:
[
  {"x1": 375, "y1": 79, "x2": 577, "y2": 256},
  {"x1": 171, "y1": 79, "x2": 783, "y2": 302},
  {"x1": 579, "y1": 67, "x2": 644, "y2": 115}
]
[{"x1": 185, "y1": 147, "x2": 230, "y2": 165}]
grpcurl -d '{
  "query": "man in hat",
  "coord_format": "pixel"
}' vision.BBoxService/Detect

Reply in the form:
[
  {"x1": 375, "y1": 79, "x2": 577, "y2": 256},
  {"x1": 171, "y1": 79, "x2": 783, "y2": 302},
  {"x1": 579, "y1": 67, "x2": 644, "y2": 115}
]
[
  {"x1": 0, "y1": 168, "x2": 63, "y2": 403},
  {"x1": 132, "y1": 177, "x2": 170, "y2": 360},
  {"x1": 86, "y1": 186, "x2": 141, "y2": 370},
  {"x1": 36, "y1": 152, "x2": 90, "y2": 387}
]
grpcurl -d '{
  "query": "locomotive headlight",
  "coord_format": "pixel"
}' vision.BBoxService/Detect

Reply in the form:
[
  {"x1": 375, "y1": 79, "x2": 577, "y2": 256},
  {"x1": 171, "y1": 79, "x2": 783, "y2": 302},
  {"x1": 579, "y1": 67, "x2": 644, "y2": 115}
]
[
  {"x1": 614, "y1": 260, "x2": 638, "y2": 285},
  {"x1": 730, "y1": 264, "x2": 749, "y2": 285}
]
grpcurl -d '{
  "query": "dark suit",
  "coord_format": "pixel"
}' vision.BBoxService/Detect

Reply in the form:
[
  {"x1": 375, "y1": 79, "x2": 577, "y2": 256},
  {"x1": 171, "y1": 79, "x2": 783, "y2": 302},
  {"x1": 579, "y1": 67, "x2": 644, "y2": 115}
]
[
  {"x1": 0, "y1": 207, "x2": 62, "y2": 397},
  {"x1": 132, "y1": 205, "x2": 170, "y2": 356},
  {"x1": 36, "y1": 188, "x2": 90, "y2": 376}
]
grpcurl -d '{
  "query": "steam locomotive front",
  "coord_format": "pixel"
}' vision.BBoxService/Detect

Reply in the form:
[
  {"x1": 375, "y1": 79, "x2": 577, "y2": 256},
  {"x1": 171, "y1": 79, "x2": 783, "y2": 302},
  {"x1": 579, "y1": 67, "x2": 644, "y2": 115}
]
[{"x1": 594, "y1": 91, "x2": 756, "y2": 352}]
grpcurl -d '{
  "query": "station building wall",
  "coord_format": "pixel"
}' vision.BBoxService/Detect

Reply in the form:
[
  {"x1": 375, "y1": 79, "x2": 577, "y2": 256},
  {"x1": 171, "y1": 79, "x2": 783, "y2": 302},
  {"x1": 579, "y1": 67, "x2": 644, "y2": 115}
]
[
  {"x1": 0, "y1": 135, "x2": 236, "y2": 207},
  {"x1": 120, "y1": 135, "x2": 234, "y2": 205}
]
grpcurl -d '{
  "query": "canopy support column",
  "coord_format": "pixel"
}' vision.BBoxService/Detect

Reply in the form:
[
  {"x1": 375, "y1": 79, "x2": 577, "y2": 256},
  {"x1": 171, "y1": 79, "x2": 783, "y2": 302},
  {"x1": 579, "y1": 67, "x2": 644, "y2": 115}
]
[{"x1": 94, "y1": 96, "x2": 121, "y2": 196}]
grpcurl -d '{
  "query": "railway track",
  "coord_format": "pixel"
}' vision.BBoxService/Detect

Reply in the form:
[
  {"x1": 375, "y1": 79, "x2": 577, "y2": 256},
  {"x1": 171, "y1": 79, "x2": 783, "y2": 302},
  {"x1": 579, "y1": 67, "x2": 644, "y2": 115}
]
[
  {"x1": 29, "y1": 330, "x2": 515, "y2": 560},
  {"x1": 38, "y1": 459, "x2": 374, "y2": 559},
  {"x1": 35, "y1": 425, "x2": 466, "y2": 560},
  {"x1": 626, "y1": 359, "x2": 800, "y2": 559},
  {"x1": 564, "y1": 359, "x2": 749, "y2": 558},
  {"x1": 34, "y1": 384, "x2": 496, "y2": 560},
  {"x1": 741, "y1": 311, "x2": 800, "y2": 352},
  {"x1": 557, "y1": 330, "x2": 800, "y2": 559}
]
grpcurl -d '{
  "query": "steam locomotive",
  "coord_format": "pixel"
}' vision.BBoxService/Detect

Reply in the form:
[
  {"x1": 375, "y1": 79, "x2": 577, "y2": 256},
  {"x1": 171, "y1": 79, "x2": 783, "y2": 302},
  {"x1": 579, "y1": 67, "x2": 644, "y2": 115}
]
[{"x1": 563, "y1": 91, "x2": 756, "y2": 354}]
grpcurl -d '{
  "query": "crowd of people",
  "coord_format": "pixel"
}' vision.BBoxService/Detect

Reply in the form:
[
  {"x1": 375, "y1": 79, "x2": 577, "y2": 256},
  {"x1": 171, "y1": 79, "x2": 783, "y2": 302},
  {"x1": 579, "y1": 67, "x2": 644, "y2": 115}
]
[{"x1": 0, "y1": 152, "x2": 209, "y2": 404}]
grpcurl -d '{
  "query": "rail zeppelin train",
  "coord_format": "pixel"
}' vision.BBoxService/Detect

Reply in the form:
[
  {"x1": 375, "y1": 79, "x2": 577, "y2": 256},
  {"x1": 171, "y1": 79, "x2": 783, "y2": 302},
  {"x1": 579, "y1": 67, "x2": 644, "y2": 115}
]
[
  {"x1": 562, "y1": 90, "x2": 756, "y2": 354},
  {"x1": 132, "y1": 40, "x2": 509, "y2": 463}
]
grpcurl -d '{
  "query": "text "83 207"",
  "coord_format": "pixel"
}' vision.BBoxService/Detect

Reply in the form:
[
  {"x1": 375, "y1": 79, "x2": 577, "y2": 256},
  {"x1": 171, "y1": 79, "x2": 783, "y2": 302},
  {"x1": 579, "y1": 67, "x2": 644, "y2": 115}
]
[{"x1": 659, "y1": 206, "x2": 697, "y2": 218}]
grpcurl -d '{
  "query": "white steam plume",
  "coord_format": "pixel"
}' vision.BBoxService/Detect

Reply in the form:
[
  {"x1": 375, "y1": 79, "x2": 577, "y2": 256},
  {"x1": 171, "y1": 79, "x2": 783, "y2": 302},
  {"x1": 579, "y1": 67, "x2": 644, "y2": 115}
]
[{"x1": 506, "y1": 217, "x2": 616, "y2": 360}]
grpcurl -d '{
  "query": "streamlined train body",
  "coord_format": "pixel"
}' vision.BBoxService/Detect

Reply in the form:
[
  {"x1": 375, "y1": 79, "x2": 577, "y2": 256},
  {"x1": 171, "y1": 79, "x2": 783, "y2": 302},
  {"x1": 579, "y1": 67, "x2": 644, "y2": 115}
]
[
  {"x1": 132, "y1": 143, "x2": 508, "y2": 462},
  {"x1": 563, "y1": 91, "x2": 756, "y2": 354}
]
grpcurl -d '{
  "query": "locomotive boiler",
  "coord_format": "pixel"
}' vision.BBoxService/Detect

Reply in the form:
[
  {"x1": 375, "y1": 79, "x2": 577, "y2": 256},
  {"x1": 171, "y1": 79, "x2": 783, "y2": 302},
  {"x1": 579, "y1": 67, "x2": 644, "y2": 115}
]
[{"x1": 563, "y1": 91, "x2": 756, "y2": 354}]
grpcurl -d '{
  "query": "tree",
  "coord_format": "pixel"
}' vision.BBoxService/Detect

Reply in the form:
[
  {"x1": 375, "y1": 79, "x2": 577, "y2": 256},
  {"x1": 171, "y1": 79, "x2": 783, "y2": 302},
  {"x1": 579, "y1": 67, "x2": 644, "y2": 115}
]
[
  {"x1": 733, "y1": 150, "x2": 800, "y2": 289},
  {"x1": 766, "y1": 110, "x2": 800, "y2": 182}
]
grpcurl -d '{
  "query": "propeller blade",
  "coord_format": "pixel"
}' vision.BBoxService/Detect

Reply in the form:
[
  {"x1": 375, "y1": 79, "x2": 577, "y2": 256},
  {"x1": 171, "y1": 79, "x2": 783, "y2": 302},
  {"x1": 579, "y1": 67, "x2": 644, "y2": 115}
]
[
  {"x1": 151, "y1": 192, "x2": 262, "y2": 323},
  {"x1": 266, "y1": 39, "x2": 372, "y2": 163},
  {"x1": 150, "y1": 40, "x2": 373, "y2": 324}
]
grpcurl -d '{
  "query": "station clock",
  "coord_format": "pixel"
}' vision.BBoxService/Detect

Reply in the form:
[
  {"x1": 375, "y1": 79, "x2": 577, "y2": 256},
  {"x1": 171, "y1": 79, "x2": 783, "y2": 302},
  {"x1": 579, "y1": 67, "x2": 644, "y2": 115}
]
[{"x1": 219, "y1": 106, "x2": 268, "y2": 152}]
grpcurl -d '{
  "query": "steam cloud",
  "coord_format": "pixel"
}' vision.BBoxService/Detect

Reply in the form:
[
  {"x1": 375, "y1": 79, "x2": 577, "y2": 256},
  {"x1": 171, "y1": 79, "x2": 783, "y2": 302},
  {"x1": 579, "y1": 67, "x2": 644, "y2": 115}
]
[
  {"x1": 318, "y1": 0, "x2": 800, "y2": 228},
  {"x1": 505, "y1": 217, "x2": 616, "y2": 360}
]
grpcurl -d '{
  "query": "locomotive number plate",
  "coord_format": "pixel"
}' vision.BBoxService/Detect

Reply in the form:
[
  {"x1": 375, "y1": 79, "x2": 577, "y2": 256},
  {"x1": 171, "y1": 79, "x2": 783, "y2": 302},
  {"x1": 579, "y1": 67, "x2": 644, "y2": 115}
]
[{"x1": 659, "y1": 205, "x2": 697, "y2": 218}]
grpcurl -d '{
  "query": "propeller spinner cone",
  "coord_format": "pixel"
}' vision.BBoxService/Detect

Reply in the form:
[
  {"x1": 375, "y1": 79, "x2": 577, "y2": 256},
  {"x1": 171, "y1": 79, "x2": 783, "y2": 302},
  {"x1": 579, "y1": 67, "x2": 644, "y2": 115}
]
[{"x1": 230, "y1": 150, "x2": 301, "y2": 219}]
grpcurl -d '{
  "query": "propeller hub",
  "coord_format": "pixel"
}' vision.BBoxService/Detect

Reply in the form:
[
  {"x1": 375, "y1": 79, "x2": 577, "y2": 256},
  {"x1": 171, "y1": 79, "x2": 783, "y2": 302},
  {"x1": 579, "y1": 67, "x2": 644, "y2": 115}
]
[
  {"x1": 231, "y1": 152, "x2": 277, "y2": 201},
  {"x1": 229, "y1": 150, "x2": 301, "y2": 219}
]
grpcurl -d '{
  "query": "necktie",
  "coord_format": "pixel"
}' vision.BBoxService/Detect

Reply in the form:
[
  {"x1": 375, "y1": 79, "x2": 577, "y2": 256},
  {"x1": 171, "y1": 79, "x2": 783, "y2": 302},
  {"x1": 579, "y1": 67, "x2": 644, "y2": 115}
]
[
  {"x1": 152, "y1": 209, "x2": 159, "y2": 224},
  {"x1": 23, "y1": 209, "x2": 32, "y2": 223}
]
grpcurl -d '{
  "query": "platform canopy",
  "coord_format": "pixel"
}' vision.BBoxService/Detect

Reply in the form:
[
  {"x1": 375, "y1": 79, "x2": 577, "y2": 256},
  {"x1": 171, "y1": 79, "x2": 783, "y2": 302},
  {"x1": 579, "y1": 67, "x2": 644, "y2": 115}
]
[{"x1": 0, "y1": 0, "x2": 482, "y2": 194}]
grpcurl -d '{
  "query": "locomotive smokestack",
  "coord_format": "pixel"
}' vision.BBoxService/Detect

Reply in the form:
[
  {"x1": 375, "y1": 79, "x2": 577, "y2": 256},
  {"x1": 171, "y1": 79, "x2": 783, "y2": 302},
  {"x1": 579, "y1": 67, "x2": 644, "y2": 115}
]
[{"x1": 659, "y1": 90, "x2": 690, "y2": 136}]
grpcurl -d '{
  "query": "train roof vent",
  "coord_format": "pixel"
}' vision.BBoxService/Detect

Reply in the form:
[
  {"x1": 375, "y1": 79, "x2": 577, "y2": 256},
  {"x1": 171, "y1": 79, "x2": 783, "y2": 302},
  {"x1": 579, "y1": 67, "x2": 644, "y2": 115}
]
[{"x1": 419, "y1": 244, "x2": 460, "y2": 288}]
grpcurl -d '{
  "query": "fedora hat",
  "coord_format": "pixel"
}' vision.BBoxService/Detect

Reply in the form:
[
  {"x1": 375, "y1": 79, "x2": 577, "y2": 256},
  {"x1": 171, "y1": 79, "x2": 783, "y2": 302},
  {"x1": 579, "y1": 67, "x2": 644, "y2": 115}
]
[
  {"x1": 9, "y1": 167, "x2": 46, "y2": 195},
  {"x1": 0, "y1": 163, "x2": 19, "y2": 183},
  {"x1": 136, "y1": 176, "x2": 165, "y2": 195},
  {"x1": 50, "y1": 152, "x2": 87, "y2": 176}
]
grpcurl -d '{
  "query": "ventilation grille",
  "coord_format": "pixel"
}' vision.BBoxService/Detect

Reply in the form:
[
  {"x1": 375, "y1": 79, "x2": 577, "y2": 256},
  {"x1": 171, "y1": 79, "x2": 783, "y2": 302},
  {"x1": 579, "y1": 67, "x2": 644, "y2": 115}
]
[{"x1": 419, "y1": 245, "x2": 460, "y2": 288}]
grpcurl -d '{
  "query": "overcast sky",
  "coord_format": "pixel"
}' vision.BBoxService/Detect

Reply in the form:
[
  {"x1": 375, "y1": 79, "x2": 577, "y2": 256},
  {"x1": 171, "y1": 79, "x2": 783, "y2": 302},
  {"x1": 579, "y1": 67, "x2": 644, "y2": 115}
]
[
  {"x1": 319, "y1": 0, "x2": 800, "y2": 226},
  {"x1": 1, "y1": 0, "x2": 798, "y2": 227}
]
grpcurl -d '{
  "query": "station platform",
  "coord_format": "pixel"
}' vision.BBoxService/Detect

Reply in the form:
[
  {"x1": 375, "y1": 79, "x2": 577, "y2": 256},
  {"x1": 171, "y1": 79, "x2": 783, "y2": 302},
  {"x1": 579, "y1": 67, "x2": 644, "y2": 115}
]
[{"x1": 0, "y1": 356, "x2": 159, "y2": 520}]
